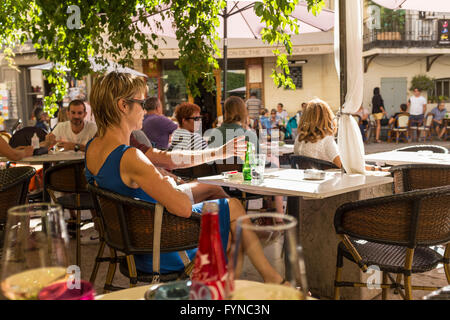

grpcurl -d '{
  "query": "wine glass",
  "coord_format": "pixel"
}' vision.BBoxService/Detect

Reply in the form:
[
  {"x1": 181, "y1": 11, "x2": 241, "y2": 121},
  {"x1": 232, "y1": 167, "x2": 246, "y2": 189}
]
[
  {"x1": 0, "y1": 203, "x2": 70, "y2": 300},
  {"x1": 226, "y1": 213, "x2": 308, "y2": 300}
]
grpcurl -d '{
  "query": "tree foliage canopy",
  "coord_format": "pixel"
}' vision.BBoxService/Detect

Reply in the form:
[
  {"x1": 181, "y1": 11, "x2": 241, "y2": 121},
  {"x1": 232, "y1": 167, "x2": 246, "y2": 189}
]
[{"x1": 0, "y1": 0, "x2": 325, "y2": 114}]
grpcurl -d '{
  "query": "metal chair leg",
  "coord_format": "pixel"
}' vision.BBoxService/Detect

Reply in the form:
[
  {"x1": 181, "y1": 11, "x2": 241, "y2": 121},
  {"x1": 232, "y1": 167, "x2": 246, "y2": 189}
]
[
  {"x1": 126, "y1": 255, "x2": 138, "y2": 288},
  {"x1": 104, "y1": 248, "x2": 117, "y2": 293},
  {"x1": 334, "y1": 249, "x2": 343, "y2": 300},
  {"x1": 76, "y1": 210, "x2": 81, "y2": 268},
  {"x1": 89, "y1": 239, "x2": 106, "y2": 284},
  {"x1": 382, "y1": 272, "x2": 388, "y2": 300}
]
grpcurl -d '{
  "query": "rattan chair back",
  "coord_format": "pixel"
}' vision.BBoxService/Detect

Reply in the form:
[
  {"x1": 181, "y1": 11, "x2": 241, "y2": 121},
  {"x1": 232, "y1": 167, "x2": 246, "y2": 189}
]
[
  {"x1": 8, "y1": 126, "x2": 47, "y2": 148},
  {"x1": 396, "y1": 114, "x2": 410, "y2": 129},
  {"x1": 44, "y1": 160, "x2": 88, "y2": 194},
  {"x1": 394, "y1": 145, "x2": 448, "y2": 154},
  {"x1": 0, "y1": 166, "x2": 36, "y2": 225},
  {"x1": 87, "y1": 184, "x2": 200, "y2": 255},
  {"x1": 389, "y1": 164, "x2": 450, "y2": 193},
  {"x1": 335, "y1": 185, "x2": 450, "y2": 248},
  {"x1": 289, "y1": 155, "x2": 338, "y2": 171}
]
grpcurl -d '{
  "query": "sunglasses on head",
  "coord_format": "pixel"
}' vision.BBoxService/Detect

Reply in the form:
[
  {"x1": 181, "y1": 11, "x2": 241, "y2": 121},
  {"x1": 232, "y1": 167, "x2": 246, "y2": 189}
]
[{"x1": 186, "y1": 116, "x2": 203, "y2": 121}]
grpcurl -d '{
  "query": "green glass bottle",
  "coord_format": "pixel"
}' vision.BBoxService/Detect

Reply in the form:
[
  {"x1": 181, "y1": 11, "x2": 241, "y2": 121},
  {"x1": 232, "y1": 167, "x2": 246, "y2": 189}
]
[{"x1": 242, "y1": 142, "x2": 252, "y2": 181}]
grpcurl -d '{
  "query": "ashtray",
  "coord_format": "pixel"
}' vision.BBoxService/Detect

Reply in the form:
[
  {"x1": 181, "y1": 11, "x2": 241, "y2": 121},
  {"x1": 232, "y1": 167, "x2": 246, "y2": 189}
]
[{"x1": 303, "y1": 169, "x2": 326, "y2": 180}]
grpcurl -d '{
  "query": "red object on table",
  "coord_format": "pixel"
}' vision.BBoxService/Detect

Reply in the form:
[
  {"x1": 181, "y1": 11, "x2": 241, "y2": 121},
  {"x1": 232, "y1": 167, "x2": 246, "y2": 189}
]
[
  {"x1": 38, "y1": 280, "x2": 95, "y2": 300},
  {"x1": 191, "y1": 202, "x2": 230, "y2": 300}
]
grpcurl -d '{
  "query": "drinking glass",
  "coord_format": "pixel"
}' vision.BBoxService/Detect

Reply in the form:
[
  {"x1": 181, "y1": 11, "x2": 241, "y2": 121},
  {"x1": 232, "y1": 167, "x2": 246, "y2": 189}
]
[
  {"x1": 0, "y1": 203, "x2": 70, "y2": 300},
  {"x1": 226, "y1": 213, "x2": 308, "y2": 300},
  {"x1": 250, "y1": 154, "x2": 266, "y2": 183}
]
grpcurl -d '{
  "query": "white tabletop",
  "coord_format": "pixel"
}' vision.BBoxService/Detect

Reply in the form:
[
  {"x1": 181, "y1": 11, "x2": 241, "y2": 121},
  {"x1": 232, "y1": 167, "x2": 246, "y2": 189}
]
[
  {"x1": 0, "y1": 151, "x2": 85, "y2": 164},
  {"x1": 198, "y1": 168, "x2": 393, "y2": 199},
  {"x1": 260, "y1": 143, "x2": 294, "y2": 156},
  {"x1": 365, "y1": 151, "x2": 450, "y2": 166}
]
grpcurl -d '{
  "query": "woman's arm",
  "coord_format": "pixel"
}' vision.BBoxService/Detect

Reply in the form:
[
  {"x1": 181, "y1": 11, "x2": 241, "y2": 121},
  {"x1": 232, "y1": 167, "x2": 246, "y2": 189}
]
[
  {"x1": 332, "y1": 155, "x2": 342, "y2": 168},
  {"x1": 144, "y1": 136, "x2": 246, "y2": 170},
  {"x1": 0, "y1": 138, "x2": 33, "y2": 161},
  {"x1": 121, "y1": 148, "x2": 192, "y2": 218}
]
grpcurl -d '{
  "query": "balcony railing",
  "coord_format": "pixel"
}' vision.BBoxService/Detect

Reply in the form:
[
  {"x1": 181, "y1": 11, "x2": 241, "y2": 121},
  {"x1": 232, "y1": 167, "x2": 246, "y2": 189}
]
[{"x1": 363, "y1": 19, "x2": 441, "y2": 51}]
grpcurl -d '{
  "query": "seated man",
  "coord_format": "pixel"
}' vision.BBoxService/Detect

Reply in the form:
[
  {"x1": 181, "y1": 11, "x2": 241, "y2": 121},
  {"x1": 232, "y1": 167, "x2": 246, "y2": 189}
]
[
  {"x1": 354, "y1": 105, "x2": 370, "y2": 142},
  {"x1": 42, "y1": 99, "x2": 97, "y2": 151},
  {"x1": 430, "y1": 101, "x2": 448, "y2": 140},
  {"x1": 142, "y1": 97, "x2": 178, "y2": 150},
  {"x1": 388, "y1": 103, "x2": 409, "y2": 126}
]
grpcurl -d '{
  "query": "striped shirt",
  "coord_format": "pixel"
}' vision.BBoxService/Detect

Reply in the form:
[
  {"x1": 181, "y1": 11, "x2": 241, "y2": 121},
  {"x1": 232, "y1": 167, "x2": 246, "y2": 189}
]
[
  {"x1": 169, "y1": 128, "x2": 208, "y2": 151},
  {"x1": 246, "y1": 97, "x2": 263, "y2": 119}
]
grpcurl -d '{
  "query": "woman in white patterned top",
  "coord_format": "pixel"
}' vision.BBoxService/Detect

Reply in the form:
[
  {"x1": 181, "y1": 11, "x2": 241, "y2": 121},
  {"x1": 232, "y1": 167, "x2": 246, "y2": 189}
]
[
  {"x1": 294, "y1": 98, "x2": 342, "y2": 168},
  {"x1": 169, "y1": 102, "x2": 208, "y2": 151}
]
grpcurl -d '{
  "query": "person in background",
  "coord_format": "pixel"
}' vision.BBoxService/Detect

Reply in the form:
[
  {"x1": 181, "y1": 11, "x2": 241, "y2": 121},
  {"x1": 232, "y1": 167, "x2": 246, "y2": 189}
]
[
  {"x1": 0, "y1": 136, "x2": 33, "y2": 161},
  {"x1": 294, "y1": 99, "x2": 341, "y2": 168},
  {"x1": 295, "y1": 99, "x2": 387, "y2": 171},
  {"x1": 388, "y1": 103, "x2": 409, "y2": 126},
  {"x1": 142, "y1": 97, "x2": 178, "y2": 150},
  {"x1": 354, "y1": 105, "x2": 370, "y2": 142},
  {"x1": 85, "y1": 71, "x2": 285, "y2": 284},
  {"x1": 43, "y1": 100, "x2": 97, "y2": 151},
  {"x1": 259, "y1": 108, "x2": 272, "y2": 136},
  {"x1": 407, "y1": 87, "x2": 427, "y2": 140},
  {"x1": 371, "y1": 87, "x2": 386, "y2": 143},
  {"x1": 245, "y1": 90, "x2": 263, "y2": 123},
  {"x1": 276, "y1": 103, "x2": 289, "y2": 126},
  {"x1": 430, "y1": 100, "x2": 447, "y2": 140},
  {"x1": 209, "y1": 96, "x2": 259, "y2": 152},
  {"x1": 34, "y1": 107, "x2": 50, "y2": 133},
  {"x1": 169, "y1": 102, "x2": 208, "y2": 151}
]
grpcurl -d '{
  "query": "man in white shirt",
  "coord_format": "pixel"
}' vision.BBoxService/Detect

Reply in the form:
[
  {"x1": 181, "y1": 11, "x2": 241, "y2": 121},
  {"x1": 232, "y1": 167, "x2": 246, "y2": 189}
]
[
  {"x1": 407, "y1": 88, "x2": 427, "y2": 140},
  {"x1": 43, "y1": 100, "x2": 97, "y2": 151}
]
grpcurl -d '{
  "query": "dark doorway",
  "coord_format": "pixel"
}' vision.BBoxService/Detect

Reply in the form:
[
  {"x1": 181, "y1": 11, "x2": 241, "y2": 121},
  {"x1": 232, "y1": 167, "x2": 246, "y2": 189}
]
[{"x1": 194, "y1": 81, "x2": 216, "y2": 133}]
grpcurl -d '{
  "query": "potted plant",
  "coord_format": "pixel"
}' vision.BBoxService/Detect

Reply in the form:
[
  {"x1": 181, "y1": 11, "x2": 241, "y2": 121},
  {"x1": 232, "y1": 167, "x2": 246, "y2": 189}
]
[{"x1": 409, "y1": 74, "x2": 435, "y2": 93}]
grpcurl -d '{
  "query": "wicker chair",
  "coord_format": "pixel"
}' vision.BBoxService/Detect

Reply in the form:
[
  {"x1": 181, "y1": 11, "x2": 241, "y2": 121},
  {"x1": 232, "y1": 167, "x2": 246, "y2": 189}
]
[
  {"x1": 172, "y1": 163, "x2": 217, "y2": 181},
  {"x1": 394, "y1": 144, "x2": 448, "y2": 154},
  {"x1": 44, "y1": 160, "x2": 95, "y2": 268},
  {"x1": 289, "y1": 155, "x2": 339, "y2": 171},
  {"x1": 418, "y1": 113, "x2": 435, "y2": 142},
  {"x1": 0, "y1": 166, "x2": 36, "y2": 227},
  {"x1": 334, "y1": 185, "x2": 450, "y2": 300},
  {"x1": 389, "y1": 164, "x2": 450, "y2": 194},
  {"x1": 388, "y1": 114, "x2": 409, "y2": 144},
  {"x1": 87, "y1": 184, "x2": 201, "y2": 292}
]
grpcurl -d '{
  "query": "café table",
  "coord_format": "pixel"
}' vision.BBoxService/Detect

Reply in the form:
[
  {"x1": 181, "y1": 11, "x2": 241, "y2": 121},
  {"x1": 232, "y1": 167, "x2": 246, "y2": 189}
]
[
  {"x1": 198, "y1": 168, "x2": 393, "y2": 300},
  {"x1": 0, "y1": 150, "x2": 85, "y2": 201},
  {"x1": 95, "y1": 280, "x2": 315, "y2": 300},
  {"x1": 365, "y1": 150, "x2": 450, "y2": 166}
]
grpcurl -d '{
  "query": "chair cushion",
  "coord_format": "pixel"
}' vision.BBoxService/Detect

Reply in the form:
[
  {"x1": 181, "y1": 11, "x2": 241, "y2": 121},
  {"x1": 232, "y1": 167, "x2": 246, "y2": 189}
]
[
  {"x1": 118, "y1": 257, "x2": 185, "y2": 282},
  {"x1": 56, "y1": 193, "x2": 95, "y2": 210},
  {"x1": 339, "y1": 238, "x2": 443, "y2": 274}
]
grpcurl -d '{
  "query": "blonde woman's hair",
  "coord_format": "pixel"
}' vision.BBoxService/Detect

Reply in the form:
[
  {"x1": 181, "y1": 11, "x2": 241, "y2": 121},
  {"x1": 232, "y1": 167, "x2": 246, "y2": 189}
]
[
  {"x1": 89, "y1": 72, "x2": 147, "y2": 136},
  {"x1": 297, "y1": 98, "x2": 336, "y2": 144},
  {"x1": 224, "y1": 96, "x2": 247, "y2": 126}
]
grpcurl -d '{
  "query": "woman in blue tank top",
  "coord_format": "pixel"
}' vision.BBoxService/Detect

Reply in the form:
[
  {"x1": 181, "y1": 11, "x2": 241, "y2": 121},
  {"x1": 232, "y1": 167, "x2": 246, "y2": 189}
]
[{"x1": 85, "y1": 72, "x2": 284, "y2": 284}]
